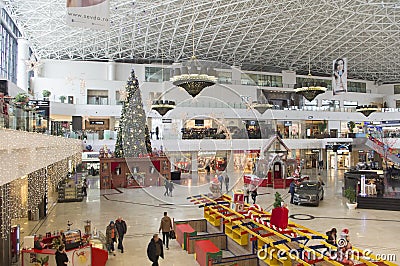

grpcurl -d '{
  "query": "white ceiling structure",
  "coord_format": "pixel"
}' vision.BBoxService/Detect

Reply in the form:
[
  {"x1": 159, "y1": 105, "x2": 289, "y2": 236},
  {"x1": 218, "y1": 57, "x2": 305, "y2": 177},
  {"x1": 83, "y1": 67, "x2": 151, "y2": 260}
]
[{"x1": 3, "y1": 0, "x2": 400, "y2": 83}]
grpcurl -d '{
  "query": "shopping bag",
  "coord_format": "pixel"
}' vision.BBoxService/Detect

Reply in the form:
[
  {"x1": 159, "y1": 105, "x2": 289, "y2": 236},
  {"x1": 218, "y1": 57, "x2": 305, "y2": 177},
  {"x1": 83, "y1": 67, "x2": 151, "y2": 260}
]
[{"x1": 169, "y1": 230, "x2": 176, "y2": 239}]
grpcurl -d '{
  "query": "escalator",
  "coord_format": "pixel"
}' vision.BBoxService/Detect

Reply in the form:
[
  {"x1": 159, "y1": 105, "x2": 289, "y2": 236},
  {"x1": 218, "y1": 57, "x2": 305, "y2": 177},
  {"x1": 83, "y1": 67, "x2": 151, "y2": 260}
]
[{"x1": 365, "y1": 136, "x2": 400, "y2": 166}]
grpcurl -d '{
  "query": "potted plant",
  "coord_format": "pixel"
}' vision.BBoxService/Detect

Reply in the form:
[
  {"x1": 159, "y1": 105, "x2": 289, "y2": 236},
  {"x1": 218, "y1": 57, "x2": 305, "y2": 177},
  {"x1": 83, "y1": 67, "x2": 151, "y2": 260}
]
[
  {"x1": 344, "y1": 187, "x2": 357, "y2": 209},
  {"x1": 42, "y1": 90, "x2": 51, "y2": 100},
  {"x1": 59, "y1": 95, "x2": 66, "y2": 103},
  {"x1": 13, "y1": 93, "x2": 29, "y2": 105},
  {"x1": 270, "y1": 192, "x2": 288, "y2": 229},
  {"x1": 347, "y1": 121, "x2": 356, "y2": 138}
]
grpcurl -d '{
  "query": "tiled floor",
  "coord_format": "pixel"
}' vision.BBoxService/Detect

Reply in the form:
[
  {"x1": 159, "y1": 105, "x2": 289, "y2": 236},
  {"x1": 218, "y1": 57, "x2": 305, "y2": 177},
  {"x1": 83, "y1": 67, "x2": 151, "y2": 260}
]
[{"x1": 16, "y1": 169, "x2": 400, "y2": 265}]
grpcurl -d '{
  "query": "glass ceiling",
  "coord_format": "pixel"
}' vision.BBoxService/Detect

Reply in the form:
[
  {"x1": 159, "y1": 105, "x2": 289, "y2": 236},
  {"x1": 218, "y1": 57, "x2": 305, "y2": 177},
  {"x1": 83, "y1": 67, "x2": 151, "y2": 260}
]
[{"x1": 3, "y1": 0, "x2": 400, "y2": 83}]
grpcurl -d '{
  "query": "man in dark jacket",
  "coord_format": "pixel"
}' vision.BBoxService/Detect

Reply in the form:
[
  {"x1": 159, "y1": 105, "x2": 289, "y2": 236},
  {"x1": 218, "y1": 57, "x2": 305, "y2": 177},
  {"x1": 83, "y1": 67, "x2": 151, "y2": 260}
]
[
  {"x1": 55, "y1": 245, "x2": 69, "y2": 266},
  {"x1": 147, "y1": 234, "x2": 164, "y2": 266},
  {"x1": 115, "y1": 216, "x2": 127, "y2": 253},
  {"x1": 289, "y1": 180, "x2": 296, "y2": 204}
]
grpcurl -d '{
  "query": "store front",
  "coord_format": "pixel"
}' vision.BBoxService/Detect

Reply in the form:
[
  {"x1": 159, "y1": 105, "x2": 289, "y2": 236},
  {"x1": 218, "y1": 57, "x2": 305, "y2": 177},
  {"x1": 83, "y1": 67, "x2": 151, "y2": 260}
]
[
  {"x1": 82, "y1": 152, "x2": 100, "y2": 176},
  {"x1": 326, "y1": 144, "x2": 352, "y2": 170},
  {"x1": 233, "y1": 150, "x2": 260, "y2": 173},
  {"x1": 276, "y1": 120, "x2": 302, "y2": 139}
]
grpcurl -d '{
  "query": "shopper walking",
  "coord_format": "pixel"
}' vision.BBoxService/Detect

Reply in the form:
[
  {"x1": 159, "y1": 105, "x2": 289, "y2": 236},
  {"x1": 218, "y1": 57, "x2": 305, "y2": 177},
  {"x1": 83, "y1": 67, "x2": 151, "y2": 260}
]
[
  {"x1": 164, "y1": 179, "x2": 169, "y2": 196},
  {"x1": 155, "y1": 126, "x2": 160, "y2": 140},
  {"x1": 243, "y1": 184, "x2": 250, "y2": 204},
  {"x1": 289, "y1": 180, "x2": 296, "y2": 204},
  {"x1": 251, "y1": 185, "x2": 258, "y2": 204},
  {"x1": 224, "y1": 174, "x2": 230, "y2": 193},
  {"x1": 55, "y1": 245, "x2": 69, "y2": 266},
  {"x1": 82, "y1": 178, "x2": 88, "y2": 196},
  {"x1": 147, "y1": 234, "x2": 164, "y2": 266},
  {"x1": 106, "y1": 221, "x2": 118, "y2": 256},
  {"x1": 168, "y1": 180, "x2": 174, "y2": 197},
  {"x1": 115, "y1": 217, "x2": 127, "y2": 253},
  {"x1": 218, "y1": 173, "x2": 224, "y2": 190},
  {"x1": 159, "y1": 212, "x2": 173, "y2": 250}
]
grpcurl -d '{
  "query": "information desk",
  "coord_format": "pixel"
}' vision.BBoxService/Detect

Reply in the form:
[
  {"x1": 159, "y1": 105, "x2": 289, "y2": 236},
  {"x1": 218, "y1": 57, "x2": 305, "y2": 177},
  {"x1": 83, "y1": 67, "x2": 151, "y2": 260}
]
[
  {"x1": 175, "y1": 223, "x2": 196, "y2": 250},
  {"x1": 194, "y1": 239, "x2": 222, "y2": 266},
  {"x1": 22, "y1": 245, "x2": 108, "y2": 266}
]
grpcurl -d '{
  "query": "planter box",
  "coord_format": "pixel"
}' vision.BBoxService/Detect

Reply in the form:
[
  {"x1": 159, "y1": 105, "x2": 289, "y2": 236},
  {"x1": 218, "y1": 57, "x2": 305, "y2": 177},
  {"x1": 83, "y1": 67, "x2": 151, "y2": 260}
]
[{"x1": 270, "y1": 207, "x2": 288, "y2": 229}]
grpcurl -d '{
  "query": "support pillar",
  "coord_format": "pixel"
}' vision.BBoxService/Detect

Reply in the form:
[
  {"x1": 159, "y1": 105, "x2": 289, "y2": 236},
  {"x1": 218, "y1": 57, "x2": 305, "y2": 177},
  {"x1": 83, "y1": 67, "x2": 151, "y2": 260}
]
[
  {"x1": 17, "y1": 38, "x2": 30, "y2": 91},
  {"x1": 191, "y1": 152, "x2": 198, "y2": 173},
  {"x1": 107, "y1": 61, "x2": 116, "y2": 81},
  {"x1": 334, "y1": 152, "x2": 338, "y2": 170},
  {"x1": 226, "y1": 150, "x2": 234, "y2": 179}
]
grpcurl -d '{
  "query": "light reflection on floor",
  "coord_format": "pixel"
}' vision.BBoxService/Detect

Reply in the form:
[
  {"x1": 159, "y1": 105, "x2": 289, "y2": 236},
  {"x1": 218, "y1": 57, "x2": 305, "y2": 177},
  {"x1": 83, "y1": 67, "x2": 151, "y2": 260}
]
[{"x1": 13, "y1": 168, "x2": 400, "y2": 265}]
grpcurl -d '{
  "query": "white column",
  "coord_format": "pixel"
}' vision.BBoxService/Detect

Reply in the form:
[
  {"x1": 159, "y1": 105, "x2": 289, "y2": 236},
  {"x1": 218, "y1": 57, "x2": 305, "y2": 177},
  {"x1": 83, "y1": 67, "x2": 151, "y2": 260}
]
[
  {"x1": 170, "y1": 156, "x2": 176, "y2": 171},
  {"x1": 191, "y1": 152, "x2": 198, "y2": 173},
  {"x1": 107, "y1": 61, "x2": 116, "y2": 81},
  {"x1": 17, "y1": 38, "x2": 30, "y2": 91},
  {"x1": 334, "y1": 152, "x2": 338, "y2": 170},
  {"x1": 226, "y1": 150, "x2": 234, "y2": 178}
]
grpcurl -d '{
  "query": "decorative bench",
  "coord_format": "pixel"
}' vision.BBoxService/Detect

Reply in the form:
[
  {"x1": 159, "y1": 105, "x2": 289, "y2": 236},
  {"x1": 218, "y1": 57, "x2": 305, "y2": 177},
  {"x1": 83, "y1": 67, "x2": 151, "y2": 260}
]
[{"x1": 194, "y1": 239, "x2": 222, "y2": 266}]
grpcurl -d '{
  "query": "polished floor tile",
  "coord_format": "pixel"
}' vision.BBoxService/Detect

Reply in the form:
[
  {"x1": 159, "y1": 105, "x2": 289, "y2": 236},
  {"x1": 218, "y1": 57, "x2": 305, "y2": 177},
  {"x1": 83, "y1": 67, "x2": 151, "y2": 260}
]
[{"x1": 15, "y1": 169, "x2": 400, "y2": 265}]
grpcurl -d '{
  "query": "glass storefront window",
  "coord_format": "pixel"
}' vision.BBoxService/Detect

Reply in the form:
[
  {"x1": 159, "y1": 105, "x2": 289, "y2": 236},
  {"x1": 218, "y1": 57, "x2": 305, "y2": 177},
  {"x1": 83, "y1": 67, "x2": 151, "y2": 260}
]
[
  {"x1": 321, "y1": 99, "x2": 339, "y2": 110},
  {"x1": 241, "y1": 73, "x2": 282, "y2": 87},
  {"x1": 394, "y1": 85, "x2": 400, "y2": 94},
  {"x1": 87, "y1": 90, "x2": 108, "y2": 105},
  {"x1": 217, "y1": 71, "x2": 232, "y2": 84},
  {"x1": 145, "y1": 67, "x2": 170, "y2": 82},
  {"x1": 0, "y1": 9, "x2": 21, "y2": 84},
  {"x1": 347, "y1": 81, "x2": 366, "y2": 93}
]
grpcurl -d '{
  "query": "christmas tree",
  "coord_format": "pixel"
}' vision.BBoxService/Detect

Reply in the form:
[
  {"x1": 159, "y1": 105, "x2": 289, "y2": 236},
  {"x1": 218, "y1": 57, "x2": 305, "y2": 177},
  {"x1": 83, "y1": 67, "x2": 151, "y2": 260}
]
[
  {"x1": 273, "y1": 192, "x2": 283, "y2": 208},
  {"x1": 115, "y1": 69, "x2": 152, "y2": 158}
]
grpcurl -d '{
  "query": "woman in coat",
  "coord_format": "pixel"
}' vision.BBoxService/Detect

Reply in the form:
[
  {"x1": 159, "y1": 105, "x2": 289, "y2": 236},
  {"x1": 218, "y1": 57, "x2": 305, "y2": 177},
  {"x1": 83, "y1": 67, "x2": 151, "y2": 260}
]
[{"x1": 106, "y1": 221, "x2": 119, "y2": 256}]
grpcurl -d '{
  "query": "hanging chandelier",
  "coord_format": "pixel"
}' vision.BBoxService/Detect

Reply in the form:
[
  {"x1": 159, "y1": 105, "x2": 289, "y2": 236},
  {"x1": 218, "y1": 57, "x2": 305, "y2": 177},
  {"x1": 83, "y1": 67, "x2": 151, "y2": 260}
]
[
  {"x1": 356, "y1": 105, "x2": 379, "y2": 117},
  {"x1": 251, "y1": 102, "x2": 274, "y2": 114},
  {"x1": 248, "y1": 93, "x2": 273, "y2": 114},
  {"x1": 294, "y1": 56, "x2": 327, "y2": 102},
  {"x1": 151, "y1": 100, "x2": 176, "y2": 116},
  {"x1": 171, "y1": 57, "x2": 217, "y2": 97},
  {"x1": 170, "y1": 3, "x2": 217, "y2": 97}
]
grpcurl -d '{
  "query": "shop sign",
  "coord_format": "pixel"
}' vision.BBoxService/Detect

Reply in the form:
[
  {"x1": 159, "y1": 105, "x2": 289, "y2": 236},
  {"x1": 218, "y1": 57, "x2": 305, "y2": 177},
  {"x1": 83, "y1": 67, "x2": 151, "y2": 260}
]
[
  {"x1": 162, "y1": 118, "x2": 172, "y2": 123},
  {"x1": 198, "y1": 151, "x2": 216, "y2": 156},
  {"x1": 284, "y1": 121, "x2": 292, "y2": 126},
  {"x1": 89, "y1": 120, "x2": 104, "y2": 125},
  {"x1": 382, "y1": 120, "x2": 400, "y2": 124},
  {"x1": 28, "y1": 100, "x2": 50, "y2": 118},
  {"x1": 82, "y1": 152, "x2": 100, "y2": 161}
]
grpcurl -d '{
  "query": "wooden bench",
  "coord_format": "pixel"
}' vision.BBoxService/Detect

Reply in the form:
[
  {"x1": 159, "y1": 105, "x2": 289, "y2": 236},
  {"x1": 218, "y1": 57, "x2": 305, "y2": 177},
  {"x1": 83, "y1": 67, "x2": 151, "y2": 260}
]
[
  {"x1": 195, "y1": 239, "x2": 222, "y2": 266},
  {"x1": 187, "y1": 233, "x2": 227, "y2": 254},
  {"x1": 175, "y1": 223, "x2": 197, "y2": 250}
]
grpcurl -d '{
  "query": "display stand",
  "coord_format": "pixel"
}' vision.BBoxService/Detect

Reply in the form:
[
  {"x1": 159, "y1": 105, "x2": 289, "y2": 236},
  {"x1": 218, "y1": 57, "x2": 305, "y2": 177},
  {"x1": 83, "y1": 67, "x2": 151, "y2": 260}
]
[
  {"x1": 58, "y1": 178, "x2": 83, "y2": 203},
  {"x1": 22, "y1": 245, "x2": 91, "y2": 266}
]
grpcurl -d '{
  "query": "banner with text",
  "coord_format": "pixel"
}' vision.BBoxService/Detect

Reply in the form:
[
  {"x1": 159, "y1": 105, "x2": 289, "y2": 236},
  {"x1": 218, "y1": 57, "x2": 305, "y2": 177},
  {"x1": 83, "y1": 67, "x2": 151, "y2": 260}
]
[
  {"x1": 332, "y1": 58, "x2": 347, "y2": 95},
  {"x1": 66, "y1": 0, "x2": 110, "y2": 30}
]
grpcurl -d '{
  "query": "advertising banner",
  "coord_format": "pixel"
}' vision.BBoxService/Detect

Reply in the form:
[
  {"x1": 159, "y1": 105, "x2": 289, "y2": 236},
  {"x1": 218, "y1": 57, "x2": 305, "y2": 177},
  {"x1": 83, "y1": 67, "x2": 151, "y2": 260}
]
[
  {"x1": 66, "y1": 0, "x2": 110, "y2": 30},
  {"x1": 332, "y1": 58, "x2": 347, "y2": 95}
]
